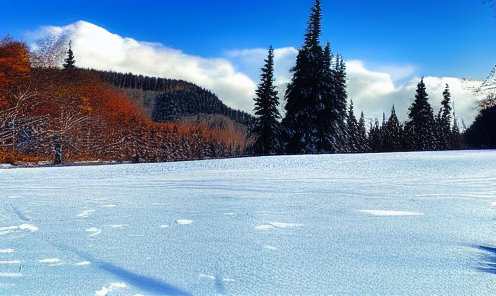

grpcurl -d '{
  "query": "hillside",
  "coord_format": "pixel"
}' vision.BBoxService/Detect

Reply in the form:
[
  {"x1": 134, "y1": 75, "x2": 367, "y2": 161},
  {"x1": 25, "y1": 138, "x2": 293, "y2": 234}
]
[
  {"x1": 0, "y1": 38, "x2": 252, "y2": 165},
  {"x1": 93, "y1": 70, "x2": 254, "y2": 125}
]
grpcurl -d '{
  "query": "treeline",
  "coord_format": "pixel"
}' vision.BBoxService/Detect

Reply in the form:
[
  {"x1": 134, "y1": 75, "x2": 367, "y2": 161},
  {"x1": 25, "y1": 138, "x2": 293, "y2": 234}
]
[
  {"x1": 0, "y1": 37, "x2": 250, "y2": 165},
  {"x1": 94, "y1": 70, "x2": 253, "y2": 125},
  {"x1": 353, "y1": 80, "x2": 463, "y2": 153},
  {"x1": 249, "y1": 0, "x2": 492, "y2": 156}
]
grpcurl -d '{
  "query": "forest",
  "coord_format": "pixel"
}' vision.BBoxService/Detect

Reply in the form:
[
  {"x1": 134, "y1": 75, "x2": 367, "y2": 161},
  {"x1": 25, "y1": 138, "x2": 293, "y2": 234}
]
[
  {"x1": 0, "y1": 38, "x2": 251, "y2": 165},
  {"x1": 0, "y1": 0, "x2": 494, "y2": 166},
  {"x1": 249, "y1": 0, "x2": 495, "y2": 156}
]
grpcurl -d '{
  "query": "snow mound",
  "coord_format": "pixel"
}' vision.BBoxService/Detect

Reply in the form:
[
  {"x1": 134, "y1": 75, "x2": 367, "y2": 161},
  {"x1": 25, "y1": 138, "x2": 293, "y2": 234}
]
[
  {"x1": 77, "y1": 209, "x2": 96, "y2": 217},
  {"x1": 358, "y1": 210, "x2": 424, "y2": 216},
  {"x1": 256, "y1": 222, "x2": 303, "y2": 230},
  {"x1": 95, "y1": 282, "x2": 127, "y2": 296},
  {"x1": 39, "y1": 258, "x2": 61, "y2": 263}
]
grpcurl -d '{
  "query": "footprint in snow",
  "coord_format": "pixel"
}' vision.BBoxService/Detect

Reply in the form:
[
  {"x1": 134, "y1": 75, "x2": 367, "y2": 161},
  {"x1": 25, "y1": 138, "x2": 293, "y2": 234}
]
[
  {"x1": 77, "y1": 209, "x2": 95, "y2": 218},
  {"x1": 39, "y1": 258, "x2": 64, "y2": 266},
  {"x1": 86, "y1": 227, "x2": 102, "y2": 236}
]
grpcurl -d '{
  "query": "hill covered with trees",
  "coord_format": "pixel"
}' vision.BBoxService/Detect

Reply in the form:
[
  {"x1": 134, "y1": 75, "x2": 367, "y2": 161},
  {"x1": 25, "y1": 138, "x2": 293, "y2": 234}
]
[
  {"x1": 93, "y1": 70, "x2": 253, "y2": 125},
  {"x1": 0, "y1": 36, "x2": 251, "y2": 165}
]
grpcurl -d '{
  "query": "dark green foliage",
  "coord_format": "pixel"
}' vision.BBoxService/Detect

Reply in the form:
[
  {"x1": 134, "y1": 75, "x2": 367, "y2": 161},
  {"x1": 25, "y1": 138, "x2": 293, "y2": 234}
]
[
  {"x1": 282, "y1": 0, "x2": 324, "y2": 154},
  {"x1": 450, "y1": 116, "x2": 462, "y2": 149},
  {"x1": 464, "y1": 105, "x2": 496, "y2": 149},
  {"x1": 383, "y1": 106, "x2": 402, "y2": 152},
  {"x1": 282, "y1": 0, "x2": 347, "y2": 154},
  {"x1": 357, "y1": 112, "x2": 368, "y2": 152},
  {"x1": 407, "y1": 78, "x2": 435, "y2": 151},
  {"x1": 63, "y1": 41, "x2": 76, "y2": 69},
  {"x1": 368, "y1": 119, "x2": 382, "y2": 152},
  {"x1": 94, "y1": 70, "x2": 253, "y2": 125},
  {"x1": 250, "y1": 46, "x2": 281, "y2": 155},
  {"x1": 346, "y1": 100, "x2": 359, "y2": 152},
  {"x1": 435, "y1": 84, "x2": 452, "y2": 150}
]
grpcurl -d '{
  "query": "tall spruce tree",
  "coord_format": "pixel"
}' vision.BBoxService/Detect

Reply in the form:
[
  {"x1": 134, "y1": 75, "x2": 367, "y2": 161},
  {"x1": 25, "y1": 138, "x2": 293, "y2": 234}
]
[
  {"x1": 250, "y1": 46, "x2": 281, "y2": 155},
  {"x1": 282, "y1": 0, "x2": 347, "y2": 154},
  {"x1": 383, "y1": 105, "x2": 402, "y2": 152},
  {"x1": 357, "y1": 111, "x2": 368, "y2": 152},
  {"x1": 282, "y1": 0, "x2": 324, "y2": 154},
  {"x1": 63, "y1": 41, "x2": 76, "y2": 69},
  {"x1": 436, "y1": 84, "x2": 452, "y2": 150},
  {"x1": 407, "y1": 78, "x2": 435, "y2": 151},
  {"x1": 346, "y1": 100, "x2": 359, "y2": 152},
  {"x1": 368, "y1": 119, "x2": 382, "y2": 152}
]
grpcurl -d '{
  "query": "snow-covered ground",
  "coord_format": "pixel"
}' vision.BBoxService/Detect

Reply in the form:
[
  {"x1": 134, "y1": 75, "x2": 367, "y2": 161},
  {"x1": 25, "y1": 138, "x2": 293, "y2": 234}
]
[{"x1": 1, "y1": 151, "x2": 496, "y2": 295}]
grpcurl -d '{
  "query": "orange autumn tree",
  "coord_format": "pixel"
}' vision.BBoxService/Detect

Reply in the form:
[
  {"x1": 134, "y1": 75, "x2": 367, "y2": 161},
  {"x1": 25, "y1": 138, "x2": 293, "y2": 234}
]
[
  {"x1": 0, "y1": 37, "x2": 39, "y2": 156},
  {"x1": 1, "y1": 36, "x2": 250, "y2": 165}
]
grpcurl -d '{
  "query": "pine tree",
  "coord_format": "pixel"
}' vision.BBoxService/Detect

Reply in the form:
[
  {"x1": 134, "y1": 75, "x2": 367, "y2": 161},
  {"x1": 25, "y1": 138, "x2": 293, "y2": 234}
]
[
  {"x1": 346, "y1": 100, "x2": 359, "y2": 152},
  {"x1": 357, "y1": 111, "x2": 368, "y2": 152},
  {"x1": 407, "y1": 78, "x2": 435, "y2": 151},
  {"x1": 250, "y1": 46, "x2": 281, "y2": 155},
  {"x1": 63, "y1": 41, "x2": 76, "y2": 69},
  {"x1": 282, "y1": 0, "x2": 323, "y2": 154},
  {"x1": 368, "y1": 119, "x2": 382, "y2": 152},
  {"x1": 436, "y1": 84, "x2": 452, "y2": 150},
  {"x1": 450, "y1": 115, "x2": 461, "y2": 149},
  {"x1": 334, "y1": 54, "x2": 348, "y2": 127},
  {"x1": 282, "y1": 0, "x2": 347, "y2": 154},
  {"x1": 383, "y1": 105, "x2": 402, "y2": 152}
]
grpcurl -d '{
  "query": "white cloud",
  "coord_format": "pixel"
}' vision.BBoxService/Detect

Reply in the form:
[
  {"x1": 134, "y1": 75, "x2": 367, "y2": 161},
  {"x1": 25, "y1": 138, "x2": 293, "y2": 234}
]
[
  {"x1": 29, "y1": 21, "x2": 483, "y2": 126},
  {"x1": 31, "y1": 20, "x2": 256, "y2": 112},
  {"x1": 346, "y1": 61, "x2": 483, "y2": 126}
]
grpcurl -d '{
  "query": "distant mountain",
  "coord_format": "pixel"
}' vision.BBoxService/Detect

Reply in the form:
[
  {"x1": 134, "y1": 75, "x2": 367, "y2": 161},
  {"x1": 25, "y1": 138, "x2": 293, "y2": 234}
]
[{"x1": 92, "y1": 70, "x2": 254, "y2": 125}]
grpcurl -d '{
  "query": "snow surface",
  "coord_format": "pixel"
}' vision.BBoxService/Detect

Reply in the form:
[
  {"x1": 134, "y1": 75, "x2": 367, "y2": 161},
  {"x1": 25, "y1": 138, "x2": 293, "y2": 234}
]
[{"x1": 1, "y1": 150, "x2": 496, "y2": 295}]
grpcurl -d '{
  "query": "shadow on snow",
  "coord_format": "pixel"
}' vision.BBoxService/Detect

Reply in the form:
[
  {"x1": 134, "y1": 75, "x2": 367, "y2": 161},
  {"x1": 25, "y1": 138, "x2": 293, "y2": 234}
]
[
  {"x1": 54, "y1": 243, "x2": 192, "y2": 296},
  {"x1": 477, "y1": 245, "x2": 496, "y2": 274}
]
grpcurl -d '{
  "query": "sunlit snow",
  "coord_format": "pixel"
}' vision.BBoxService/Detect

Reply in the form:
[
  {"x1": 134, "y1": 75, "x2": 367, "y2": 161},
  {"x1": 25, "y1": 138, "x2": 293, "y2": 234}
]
[{"x1": 1, "y1": 151, "x2": 496, "y2": 295}]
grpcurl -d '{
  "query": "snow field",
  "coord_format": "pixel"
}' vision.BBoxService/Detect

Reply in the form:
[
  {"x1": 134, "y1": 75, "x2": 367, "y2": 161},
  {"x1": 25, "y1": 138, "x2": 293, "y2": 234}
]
[{"x1": 0, "y1": 150, "x2": 495, "y2": 295}]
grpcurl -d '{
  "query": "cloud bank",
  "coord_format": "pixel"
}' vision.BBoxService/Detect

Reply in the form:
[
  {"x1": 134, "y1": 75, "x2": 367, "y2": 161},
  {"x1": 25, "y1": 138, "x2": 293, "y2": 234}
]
[
  {"x1": 30, "y1": 21, "x2": 483, "y2": 126},
  {"x1": 32, "y1": 20, "x2": 256, "y2": 113}
]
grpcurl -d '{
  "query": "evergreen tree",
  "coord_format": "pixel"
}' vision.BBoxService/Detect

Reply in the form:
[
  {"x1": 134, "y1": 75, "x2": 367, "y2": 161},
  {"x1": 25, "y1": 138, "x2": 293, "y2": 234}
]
[
  {"x1": 368, "y1": 119, "x2": 382, "y2": 152},
  {"x1": 334, "y1": 54, "x2": 348, "y2": 127},
  {"x1": 450, "y1": 115, "x2": 462, "y2": 149},
  {"x1": 436, "y1": 84, "x2": 452, "y2": 150},
  {"x1": 346, "y1": 100, "x2": 358, "y2": 152},
  {"x1": 282, "y1": 0, "x2": 323, "y2": 154},
  {"x1": 318, "y1": 42, "x2": 336, "y2": 152},
  {"x1": 407, "y1": 78, "x2": 435, "y2": 151},
  {"x1": 357, "y1": 111, "x2": 368, "y2": 152},
  {"x1": 63, "y1": 41, "x2": 76, "y2": 69},
  {"x1": 282, "y1": 0, "x2": 347, "y2": 154},
  {"x1": 250, "y1": 46, "x2": 281, "y2": 155},
  {"x1": 383, "y1": 105, "x2": 402, "y2": 152}
]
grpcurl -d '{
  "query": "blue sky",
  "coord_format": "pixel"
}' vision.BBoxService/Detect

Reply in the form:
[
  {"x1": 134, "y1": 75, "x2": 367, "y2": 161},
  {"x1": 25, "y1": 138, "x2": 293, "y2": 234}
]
[
  {"x1": 0, "y1": 0, "x2": 495, "y2": 124},
  {"x1": 1, "y1": 0, "x2": 494, "y2": 79}
]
